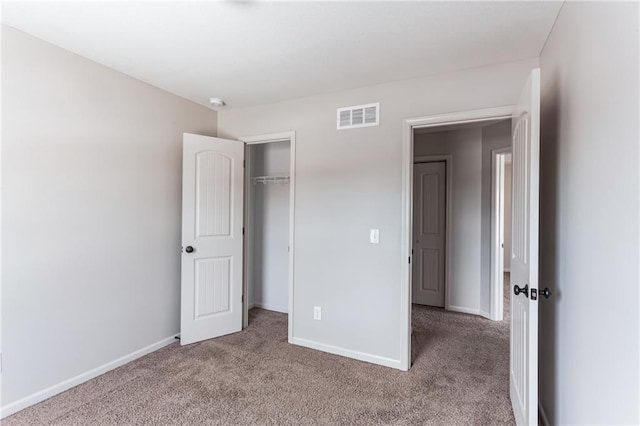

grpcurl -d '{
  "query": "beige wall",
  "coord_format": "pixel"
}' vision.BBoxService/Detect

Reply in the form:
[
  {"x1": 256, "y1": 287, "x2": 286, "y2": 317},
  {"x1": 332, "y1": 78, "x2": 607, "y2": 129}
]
[
  {"x1": 539, "y1": 2, "x2": 639, "y2": 424},
  {"x1": 218, "y1": 57, "x2": 538, "y2": 366},
  {"x1": 1, "y1": 26, "x2": 217, "y2": 411}
]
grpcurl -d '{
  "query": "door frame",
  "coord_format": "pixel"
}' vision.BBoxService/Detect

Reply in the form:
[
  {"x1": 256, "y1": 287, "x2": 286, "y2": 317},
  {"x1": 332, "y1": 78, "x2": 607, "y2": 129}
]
[
  {"x1": 238, "y1": 131, "x2": 296, "y2": 343},
  {"x1": 413, "y1": 155, "x2": 452, "y2": 310},
  {"x1": 400, "y1": 105, "x2": 514, "y2": 371},
  {"x1": 490, "y1": 147, "x2": 512, "y2": 321}
]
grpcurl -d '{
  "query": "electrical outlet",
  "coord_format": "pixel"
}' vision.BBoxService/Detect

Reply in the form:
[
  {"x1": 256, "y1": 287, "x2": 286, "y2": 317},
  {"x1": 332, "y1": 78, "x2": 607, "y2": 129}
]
[
  {"x1": 313, "y1": 306, "x2": 322, "y2": 320},
  {"x1": 369, "y1": 229, "x2": 379, "y2": 244}
]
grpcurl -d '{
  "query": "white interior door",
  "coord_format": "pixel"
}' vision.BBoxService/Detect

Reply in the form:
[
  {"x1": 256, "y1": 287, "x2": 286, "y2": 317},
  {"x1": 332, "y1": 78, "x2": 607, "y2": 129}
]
[
  {"x1": 510, "y1": 68, "x2": 540, "y2": 426},
  {"x1": 412, "y1": 161, "x2": 446, "y2": 307},
  {"x1": 180, "y1": 133, "x2": 245, "y2": 345}
]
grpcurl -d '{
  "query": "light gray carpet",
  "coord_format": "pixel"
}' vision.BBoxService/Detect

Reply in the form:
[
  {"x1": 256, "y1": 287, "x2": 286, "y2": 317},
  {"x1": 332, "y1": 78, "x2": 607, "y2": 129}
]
[{"x1": 5, "y1": 274, "x2": 513, "y2": 425}]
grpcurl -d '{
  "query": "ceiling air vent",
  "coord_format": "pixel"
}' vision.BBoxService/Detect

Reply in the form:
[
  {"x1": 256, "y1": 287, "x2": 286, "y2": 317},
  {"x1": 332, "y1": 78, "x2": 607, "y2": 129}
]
[{"x1": 337, "y1": 103, "x2": 379, "y2": 130}]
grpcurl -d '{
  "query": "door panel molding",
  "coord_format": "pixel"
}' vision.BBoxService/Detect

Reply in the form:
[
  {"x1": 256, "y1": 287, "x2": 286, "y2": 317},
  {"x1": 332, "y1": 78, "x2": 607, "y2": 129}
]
[{"x1": 180, "y1": 133, "x2": 245, "y2": 346}]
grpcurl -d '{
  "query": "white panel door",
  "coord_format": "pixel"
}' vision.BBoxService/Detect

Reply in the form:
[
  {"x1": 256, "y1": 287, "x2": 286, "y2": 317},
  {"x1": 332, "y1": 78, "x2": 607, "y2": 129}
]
[
  {"x1": 181, "y1": 133, "x2": 244, "y2": 345},
  {"x1": 510, "y1": 68, "x2": 540, "y2": 426},
  {"x1": 412, "y1": 161, "x2": 446, "y2": 307}
]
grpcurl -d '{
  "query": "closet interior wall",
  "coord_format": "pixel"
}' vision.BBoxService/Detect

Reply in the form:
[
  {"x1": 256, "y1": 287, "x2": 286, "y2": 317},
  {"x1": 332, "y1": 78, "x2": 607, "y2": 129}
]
[{"x1": 247, "y1": 141, "x2": 291, "y2": 314}]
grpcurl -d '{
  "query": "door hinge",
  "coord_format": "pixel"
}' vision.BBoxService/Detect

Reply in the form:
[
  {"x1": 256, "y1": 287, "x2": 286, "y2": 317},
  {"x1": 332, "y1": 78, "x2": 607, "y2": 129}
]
[
  {"x1": 408, "y1": 256, "x2": 411, "y2": 264},
  {"x1": 242, "y1": 227, "x2": 245, "y2": 235},
  {"x1": 243, "y1": 160, "x2": 245, "y2": 168},
  {"x1": 242, "y1": 294, "x2": 244, "y2": 303}
]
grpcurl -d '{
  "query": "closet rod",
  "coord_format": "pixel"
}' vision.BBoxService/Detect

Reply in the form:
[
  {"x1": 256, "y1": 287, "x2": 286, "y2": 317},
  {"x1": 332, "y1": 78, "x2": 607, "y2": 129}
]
[{"x1": 251, "y1": 175, "x2": 290, "y2": 185}]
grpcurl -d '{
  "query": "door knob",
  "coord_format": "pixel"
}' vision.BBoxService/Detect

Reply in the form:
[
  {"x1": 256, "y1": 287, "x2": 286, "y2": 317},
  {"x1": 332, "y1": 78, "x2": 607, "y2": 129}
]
[
  {"x1": 185, "y1": 246, "x2": 195, "y2": 253},
  {"x1": 540, "y1": 288, "x2": 552, "y2": 299},
  {"x1": 514, "y1": 284, "x2": 528, "y2": 297}
]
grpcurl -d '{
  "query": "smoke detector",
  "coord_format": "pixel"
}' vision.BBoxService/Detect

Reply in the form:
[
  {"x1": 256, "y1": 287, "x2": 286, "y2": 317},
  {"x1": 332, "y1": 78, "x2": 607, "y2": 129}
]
[{"x1": 209, "y1": 97, "x2": 226, "y2": 107}]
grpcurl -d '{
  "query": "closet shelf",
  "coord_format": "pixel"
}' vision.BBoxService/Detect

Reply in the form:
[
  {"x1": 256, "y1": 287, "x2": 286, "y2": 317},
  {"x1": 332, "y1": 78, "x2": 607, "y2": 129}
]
[{"x1": 251, "y1": 175, "x2": 290, "y2": 185}]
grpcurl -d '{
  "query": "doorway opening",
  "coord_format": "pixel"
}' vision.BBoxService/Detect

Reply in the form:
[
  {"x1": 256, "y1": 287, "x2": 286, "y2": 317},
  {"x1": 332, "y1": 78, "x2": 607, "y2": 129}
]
[
  {"x1": 407, "y1": 114, "x2": 515, "y2": 417},
  {"x1": 402, "y1": 71, "x2": 540, "y2": 424},
  {"x1": 491, "y1": 149, "x2": 512, "y2": 321},
  {"x1": 400, "y1": 106, "x2": 515, "y2": 371},
  {"x1": 410, "y1": 118, "x2": 512, "y2": 317},
  {"x1": 240, "y1": 132, "x2": 296, "y2": 342}
]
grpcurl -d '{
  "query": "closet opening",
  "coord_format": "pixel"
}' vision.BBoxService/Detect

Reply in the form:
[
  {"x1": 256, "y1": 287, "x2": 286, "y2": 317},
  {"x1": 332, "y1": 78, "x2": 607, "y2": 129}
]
[{"x1": 241, "y1": 133, "x2": 295, "y2": 338}]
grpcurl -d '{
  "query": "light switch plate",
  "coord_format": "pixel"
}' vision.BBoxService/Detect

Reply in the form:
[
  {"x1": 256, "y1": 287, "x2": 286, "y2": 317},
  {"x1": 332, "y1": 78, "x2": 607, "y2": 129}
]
[{"x1": 369, "y1": 229, "x2": 380, "y2": 244}]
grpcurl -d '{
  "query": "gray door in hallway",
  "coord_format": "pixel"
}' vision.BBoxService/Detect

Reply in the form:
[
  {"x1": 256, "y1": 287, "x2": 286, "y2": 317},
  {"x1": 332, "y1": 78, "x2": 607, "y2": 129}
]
[{"x1": 412, "y1": 161, "x2": 446, "y2": 307}]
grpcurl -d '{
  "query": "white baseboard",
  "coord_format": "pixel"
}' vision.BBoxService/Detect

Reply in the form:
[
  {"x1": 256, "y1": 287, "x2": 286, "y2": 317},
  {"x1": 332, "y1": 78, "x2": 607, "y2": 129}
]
[
  {"x1": 291, "y1": 337, "x2": 402, "y2": 370},
  {"x1": 0, "y1": 335, "x2": 178, "y2": 419},
  {"x1": 447, "y1": 305, "x2": 479, "y2": 316},
  {"x1": 252, "y1": 302, "x2": 288, "y2": 314},
  {"x1": 539, "y1": 401, "x2": 550, "y2": 426},
  {"x1": 479, "y1": 309, "x2": 493, "y2": 320}
]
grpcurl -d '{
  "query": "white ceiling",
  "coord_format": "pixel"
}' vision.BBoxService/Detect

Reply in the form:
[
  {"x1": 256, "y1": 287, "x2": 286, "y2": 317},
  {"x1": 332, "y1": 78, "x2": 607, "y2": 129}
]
[{"x1": 1, "y1": 1, "x2": 562, "y2": 110}]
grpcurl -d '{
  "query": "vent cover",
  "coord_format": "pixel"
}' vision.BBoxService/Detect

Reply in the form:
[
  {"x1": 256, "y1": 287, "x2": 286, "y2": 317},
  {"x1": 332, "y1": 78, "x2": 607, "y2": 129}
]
[{"x1": 337, "y1": 103, "x2": 379, "y2": 130}]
